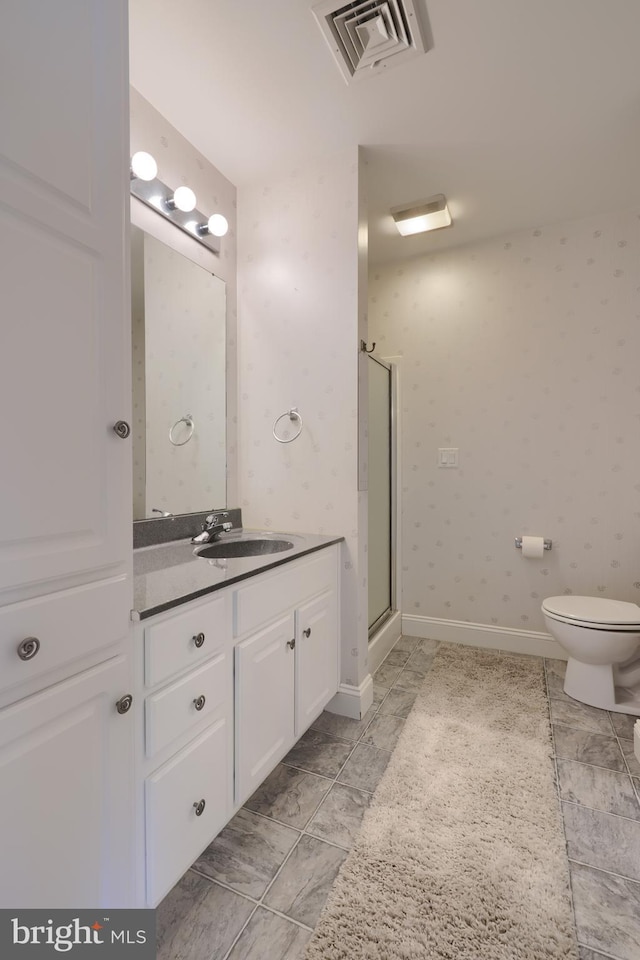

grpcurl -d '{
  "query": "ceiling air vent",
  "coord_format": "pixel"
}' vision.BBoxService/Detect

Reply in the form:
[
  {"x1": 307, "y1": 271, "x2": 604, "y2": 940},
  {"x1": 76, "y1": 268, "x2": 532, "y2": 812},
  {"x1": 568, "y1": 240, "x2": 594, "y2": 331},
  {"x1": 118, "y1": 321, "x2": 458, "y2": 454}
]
[{"x1": 312, "y1": 0, "x2": 429, "y2": 83}]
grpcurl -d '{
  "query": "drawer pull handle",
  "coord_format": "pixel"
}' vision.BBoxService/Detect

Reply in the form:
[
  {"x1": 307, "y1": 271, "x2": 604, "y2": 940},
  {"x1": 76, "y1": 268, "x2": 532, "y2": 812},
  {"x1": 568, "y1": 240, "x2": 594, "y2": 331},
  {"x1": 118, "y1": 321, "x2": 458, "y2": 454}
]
[
  {"x1": 113, "y1": 420, "x2": 131, "y2": 439},
  {"x1": 193, "y1": 695, "x2": 206, "y2": 712},
  {"x1": 193, "y1": 632, "x2": 206, "y2": 648},
  {"x1": 193, "y1": 799, "x2": 206, "y2": 817},
  {"x1": 303, "y1": 627, "x2": 312, "y2": 638},
  {"x1": 286, "y1": 638, "x2": 295, "y2": 650},
  {"x1": 17, "y1": 637, "x2": 40, "y2": 661},
  {"x1": 115, "y1": 694, "x2": 133, "y2": 715}
]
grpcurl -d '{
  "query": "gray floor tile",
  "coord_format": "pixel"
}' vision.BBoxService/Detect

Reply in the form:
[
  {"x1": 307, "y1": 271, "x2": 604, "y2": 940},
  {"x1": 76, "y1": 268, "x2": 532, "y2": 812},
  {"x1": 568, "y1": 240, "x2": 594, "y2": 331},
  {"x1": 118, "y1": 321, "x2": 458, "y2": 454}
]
[
  {"x1": 405, "y1": 647, "x2": 436, "y2": 673},
  {"x1": 373, "y1": 662, "x2": 403, "y2": 687},
  {"x1": 372, "y1": 682, "x2": 389, "y2": 705},
  {"x1": 310, "y1": 705, "x2": 376, "y2": 742},
  {"x1": 156, "y1": 871, "x2": 254, "y2": 960},
  {"x1": 226, "y1": 907, "x2": 312, "y2": 960},
  {"x1": 570, "y1": 860, "x2": 640, "y2": 960},
  {"x1": 610, "y1": 712, "x2": 637, "y2": 740},
  {"x1": 556, "y1": 759, "x2": 640, "y2": 820},
  {"x1": 391, "y1": 635, "x2": 421, "y2": 654},
  {"x1": 245, "y1": 764, "x2": 331, "y2": 830},
  {"x1": 306, "y1": 782, "x2": 372, "y2": 849},
  {"x1": 377, "y1": 688, "x2": 417, "y2": 719},
  {"x1": 384, "y1": 649, "x2": 411, "y2": 666},
  {"x1": 337, "y1": 742, "x2": 392, "y2": 793},
  {"x1": 550, "y1": 699, "x2": 613, "y2": 736},
  {"x1": 360, "y1": 714, "x2": 405, "y2": 751},
  {"x1": 546, "y1": 662, "x2": 572, "y2": 703},
  {"x1": 562, "y1": 801, "x2": 640, "y2": 881},
  {"x1": 545, "y1": 658, "x2": 567, "y2": 679},
  {"x1": 192, "y1": 808, "x2": 299, "y2": 899},
  {"x1": 263, "y1": 835, "x2": 347, "y2": 928},
  {"x1": 394, "y1": 668, "x2": 427, "y2": 693},
  {"x1": 552, "y1": 724, "x2": 626, "y2": 772},
  {"x1": 283, "y1": 728, "x2": 354, "y2": 778},
  {"x1": 417, "y1": 637, "x2": 439, "y2": 654},
  {"x1": 620, "y1": 739, "x2": 640, "y2": 777},
  {"x1": 579, "y1": 950, "x2": 614, "y2": 960}
]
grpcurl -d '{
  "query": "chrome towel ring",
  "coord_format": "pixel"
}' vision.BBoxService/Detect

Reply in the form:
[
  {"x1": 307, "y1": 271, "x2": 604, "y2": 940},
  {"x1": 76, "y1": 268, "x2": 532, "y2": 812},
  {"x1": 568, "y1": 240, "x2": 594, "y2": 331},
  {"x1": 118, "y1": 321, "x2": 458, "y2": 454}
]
[
  {"x1": 169, "y1": 414, "x2": 195, "y2": 446},
  {"x1": 273, "y1": 408, "x2": 303, "y2": 443}
]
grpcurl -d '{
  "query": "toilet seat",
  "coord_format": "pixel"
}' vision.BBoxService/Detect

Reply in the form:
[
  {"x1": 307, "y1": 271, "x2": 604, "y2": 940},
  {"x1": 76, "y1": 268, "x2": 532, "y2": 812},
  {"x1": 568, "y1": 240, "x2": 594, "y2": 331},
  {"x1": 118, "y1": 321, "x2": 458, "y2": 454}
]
[{"x1": 542, "y1": 595, "x2": 640, "y2": 629}]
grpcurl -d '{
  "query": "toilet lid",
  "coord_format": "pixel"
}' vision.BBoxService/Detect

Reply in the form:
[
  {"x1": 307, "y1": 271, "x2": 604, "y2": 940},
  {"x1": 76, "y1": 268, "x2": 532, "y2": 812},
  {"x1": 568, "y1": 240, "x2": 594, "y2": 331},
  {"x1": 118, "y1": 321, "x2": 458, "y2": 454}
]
[{"x1": 542, "y1": 595, "x2": 640, "y2": 625}]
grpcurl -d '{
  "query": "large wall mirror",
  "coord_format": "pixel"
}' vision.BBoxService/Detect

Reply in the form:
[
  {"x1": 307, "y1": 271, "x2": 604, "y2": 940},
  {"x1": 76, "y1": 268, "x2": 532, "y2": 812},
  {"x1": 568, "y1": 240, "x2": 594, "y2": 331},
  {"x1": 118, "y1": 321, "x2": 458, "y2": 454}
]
[{"x1": 131, "y1": 226, "x2": 226, "y2": 520}]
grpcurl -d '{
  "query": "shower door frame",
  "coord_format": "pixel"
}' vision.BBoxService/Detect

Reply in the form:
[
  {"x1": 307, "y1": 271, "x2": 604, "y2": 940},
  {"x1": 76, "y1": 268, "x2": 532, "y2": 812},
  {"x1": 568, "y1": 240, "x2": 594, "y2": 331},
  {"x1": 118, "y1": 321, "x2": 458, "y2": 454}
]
[{"x1": 367, "y1": 353, "x2": 399, "y2": 639}]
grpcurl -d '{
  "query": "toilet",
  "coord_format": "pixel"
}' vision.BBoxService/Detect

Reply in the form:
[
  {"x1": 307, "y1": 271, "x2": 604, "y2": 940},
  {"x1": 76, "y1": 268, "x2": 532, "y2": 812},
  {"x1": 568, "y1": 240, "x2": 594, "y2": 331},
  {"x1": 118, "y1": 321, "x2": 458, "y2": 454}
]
[{"x1": 542, "y1": 595, "x2": 640, "y2": 716}]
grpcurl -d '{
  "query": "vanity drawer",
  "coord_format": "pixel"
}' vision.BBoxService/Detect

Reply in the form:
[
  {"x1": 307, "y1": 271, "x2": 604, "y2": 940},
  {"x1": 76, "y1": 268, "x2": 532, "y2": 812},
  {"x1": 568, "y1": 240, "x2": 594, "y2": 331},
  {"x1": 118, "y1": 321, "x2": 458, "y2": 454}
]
[
  {"x1": 145, "y1": 653, "x2": 229, "y2": 758},
  {"x1": 233, "y1": 549, "x2": 336, "y2": 637},
  {"x1": 145, "y1": 720, "x2": 229, "y2": 906},
  {"x1": 144, "y1": 593, "x2": 229, "y2": 687},
  {"x1": 0, "y1": 577, "x2": 128, "y2": 699}
]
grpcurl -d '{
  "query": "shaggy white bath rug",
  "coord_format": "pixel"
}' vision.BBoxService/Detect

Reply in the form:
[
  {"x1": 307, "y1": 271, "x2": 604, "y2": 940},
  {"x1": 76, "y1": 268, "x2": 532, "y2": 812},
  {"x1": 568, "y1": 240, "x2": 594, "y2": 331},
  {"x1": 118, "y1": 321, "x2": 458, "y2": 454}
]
[{"x1": 304, "y1": 644, "x2": 579, "y2": 960}]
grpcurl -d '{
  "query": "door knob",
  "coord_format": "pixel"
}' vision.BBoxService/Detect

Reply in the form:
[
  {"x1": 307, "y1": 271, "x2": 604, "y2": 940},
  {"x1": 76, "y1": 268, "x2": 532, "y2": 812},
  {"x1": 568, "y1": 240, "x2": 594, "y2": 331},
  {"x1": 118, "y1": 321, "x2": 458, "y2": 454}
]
[
  {"x1": 193, "y1": 799, "x2": 206, "y2": 817},
  {"x1": 193, "y1": 632, "x2": 206, "y2": 648},
  {"x1": 115, "y1": 694, "x2": 133, "y2": 715},
  {"x1": 303, "y1": 627, "x2": 311, "y2": 638},
  {"x1": 113, "y1": 420, "x2": 131, "y2": 439},
  {"x1": 286, "y1": 638, "x2": 295, "y2": 650},
  {"x1": 193, "y1": 695, "x2": 206, "y2": 711},
  {"x1": 17, "y1": 637, "x2": 40, "y2": 661}
]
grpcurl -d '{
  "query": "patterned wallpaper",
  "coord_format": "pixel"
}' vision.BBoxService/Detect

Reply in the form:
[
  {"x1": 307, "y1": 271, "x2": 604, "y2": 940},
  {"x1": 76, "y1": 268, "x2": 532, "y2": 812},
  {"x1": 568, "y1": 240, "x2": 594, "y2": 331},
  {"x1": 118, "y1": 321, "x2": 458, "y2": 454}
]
[
  {"x1": 369, "y1": 208, "x2": 640, "y2": 633},
  {"x1": 237, "y1": 149, "x2": 370, "y2": 687},
  {"x1": 130, "y1": 87, "x2": 238, "y2": 506}
]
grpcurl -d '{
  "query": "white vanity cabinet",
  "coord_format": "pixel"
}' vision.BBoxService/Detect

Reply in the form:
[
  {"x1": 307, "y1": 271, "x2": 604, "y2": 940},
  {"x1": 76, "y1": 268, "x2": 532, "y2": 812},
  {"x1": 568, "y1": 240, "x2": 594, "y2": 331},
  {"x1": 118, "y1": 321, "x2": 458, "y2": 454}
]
[
  {"x1": 134, "y1": 543, "x2": 340, "y2": 906},
  {"x1": 136, "y1": 591, "x2": 234, "y2": 907},
  {"x1": 233, "y1": 547, "x2": 339, "y2": 805}
]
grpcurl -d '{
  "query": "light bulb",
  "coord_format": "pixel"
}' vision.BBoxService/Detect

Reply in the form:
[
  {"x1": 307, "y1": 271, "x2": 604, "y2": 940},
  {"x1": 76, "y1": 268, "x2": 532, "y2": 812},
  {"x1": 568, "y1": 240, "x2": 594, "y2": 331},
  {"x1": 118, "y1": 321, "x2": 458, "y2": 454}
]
[
  {"x1": 207, "y1": 214, "x2": 229, "y2": 237},
  {"x1": 130, "y1": 151, "x2": 157, "y2": 181},
  {"x1": 171, "y1": 186, "x2": 196, "y2": 212}
]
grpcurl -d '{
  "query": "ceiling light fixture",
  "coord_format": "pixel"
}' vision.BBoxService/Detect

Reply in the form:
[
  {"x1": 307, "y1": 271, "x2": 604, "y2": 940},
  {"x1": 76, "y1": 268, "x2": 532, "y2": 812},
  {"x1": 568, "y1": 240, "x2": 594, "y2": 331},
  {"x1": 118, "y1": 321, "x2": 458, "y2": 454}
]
[
  {"x1": 391, "y1": 194, "x2": 452, "y2": 236},
  {"x1": 129, "y1": 154, "x2": 228, "y2": 254}
]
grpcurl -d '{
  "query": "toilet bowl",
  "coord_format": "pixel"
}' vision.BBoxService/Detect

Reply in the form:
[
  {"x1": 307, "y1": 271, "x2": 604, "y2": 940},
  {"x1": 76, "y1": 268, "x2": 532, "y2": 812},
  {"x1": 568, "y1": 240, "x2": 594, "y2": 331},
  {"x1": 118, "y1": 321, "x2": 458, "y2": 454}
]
[{"x1": 542, "y1": 595, "x2": 640, "y2": 715}]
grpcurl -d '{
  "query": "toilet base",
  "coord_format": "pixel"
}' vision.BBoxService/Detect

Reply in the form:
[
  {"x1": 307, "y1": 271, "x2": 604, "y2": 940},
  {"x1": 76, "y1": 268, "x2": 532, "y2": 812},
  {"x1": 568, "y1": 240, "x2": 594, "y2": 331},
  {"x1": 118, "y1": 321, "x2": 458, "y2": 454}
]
[{"x1": 564, "y1": 658, "x2": 640, "y2": 716}]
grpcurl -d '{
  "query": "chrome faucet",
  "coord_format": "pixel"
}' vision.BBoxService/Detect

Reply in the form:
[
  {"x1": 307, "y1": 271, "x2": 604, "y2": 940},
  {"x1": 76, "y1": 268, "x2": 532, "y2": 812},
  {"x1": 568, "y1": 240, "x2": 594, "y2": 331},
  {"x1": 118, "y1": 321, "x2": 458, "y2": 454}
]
[{"x1": 192, "y1": 512, "x2": 233, "y2": 544}]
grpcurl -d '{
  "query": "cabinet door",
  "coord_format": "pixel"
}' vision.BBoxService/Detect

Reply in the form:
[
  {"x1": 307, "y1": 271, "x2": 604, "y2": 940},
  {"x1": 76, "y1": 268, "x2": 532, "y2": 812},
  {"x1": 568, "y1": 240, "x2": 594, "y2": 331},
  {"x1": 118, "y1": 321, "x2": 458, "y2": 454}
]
[
  {"x1": 0, "y1": 0, "x2": 131, "y2": 597},
  {"x1": 235, "y1": 615, "x2": 295, "y2": 805},
  {"x1": 296, "y1": 591, "x2": 339, "y2": 737},
  {"x1": 0, "y1": 654, "x2": 134, "y2": 908}
]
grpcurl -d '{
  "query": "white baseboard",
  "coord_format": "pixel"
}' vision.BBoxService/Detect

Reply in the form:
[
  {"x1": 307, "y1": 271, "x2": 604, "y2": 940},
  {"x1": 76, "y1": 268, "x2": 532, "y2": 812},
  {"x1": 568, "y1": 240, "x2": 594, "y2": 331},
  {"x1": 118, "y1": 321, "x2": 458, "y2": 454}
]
[
  {"x1": 326, "y1": 674, "x2": 374, "y2": 720},
  {"x1": 368, "y1": 611, "x2": 402, "y2": 674},
  {"x1": 401, "y1": 614, "x2": 566, "y2": 660}
]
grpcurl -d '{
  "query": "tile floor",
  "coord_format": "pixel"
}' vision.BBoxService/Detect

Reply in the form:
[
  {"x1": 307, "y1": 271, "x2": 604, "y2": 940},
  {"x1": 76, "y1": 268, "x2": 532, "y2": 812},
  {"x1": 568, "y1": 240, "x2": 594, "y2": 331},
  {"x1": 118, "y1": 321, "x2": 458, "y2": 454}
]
[{"x1": 156, "y1": 637, "x2": 640, "y2": 960}]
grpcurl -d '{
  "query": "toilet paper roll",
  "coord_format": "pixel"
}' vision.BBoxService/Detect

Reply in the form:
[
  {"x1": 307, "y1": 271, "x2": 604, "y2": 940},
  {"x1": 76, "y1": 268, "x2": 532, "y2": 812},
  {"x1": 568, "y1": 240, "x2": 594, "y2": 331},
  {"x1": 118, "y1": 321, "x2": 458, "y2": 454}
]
[{"x1": 521, "y1": 536, "x2": 545, "y2": 559}]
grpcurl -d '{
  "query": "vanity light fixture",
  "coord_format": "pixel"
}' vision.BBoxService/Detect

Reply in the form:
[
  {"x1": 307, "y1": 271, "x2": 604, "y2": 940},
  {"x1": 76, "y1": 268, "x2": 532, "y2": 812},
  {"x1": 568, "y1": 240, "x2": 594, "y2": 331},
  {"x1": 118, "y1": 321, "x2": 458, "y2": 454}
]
[
  {"x1": 197, "y1": 213, "x2": 229, "y2": 238},
  {"x1": 167, "y1": 185, "x2": 197, "y2": 213},
  {"x1": 130, "y1": 150, "x2": 158, "y2": 182},
  {"x1": 391, "y1": 194, "x2": 452, "y2": 236},
  {"x1": 129, "y1": 152, "x2": 228, "y2": 255}
]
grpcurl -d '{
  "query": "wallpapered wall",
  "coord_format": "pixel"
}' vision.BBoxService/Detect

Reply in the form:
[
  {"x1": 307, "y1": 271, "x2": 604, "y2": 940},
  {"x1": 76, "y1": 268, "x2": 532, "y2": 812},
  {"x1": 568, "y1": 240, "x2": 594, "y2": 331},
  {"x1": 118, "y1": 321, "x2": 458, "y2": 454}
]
[
  {"x1": 237, "y1": 150, "x2": 370, "y2": 688},
  {"x1": 130, "y1": 88, "x2": 238, "y2": 506},
  {"x1": 369, "y1": 208, "x2": 640, "y2": 635}
]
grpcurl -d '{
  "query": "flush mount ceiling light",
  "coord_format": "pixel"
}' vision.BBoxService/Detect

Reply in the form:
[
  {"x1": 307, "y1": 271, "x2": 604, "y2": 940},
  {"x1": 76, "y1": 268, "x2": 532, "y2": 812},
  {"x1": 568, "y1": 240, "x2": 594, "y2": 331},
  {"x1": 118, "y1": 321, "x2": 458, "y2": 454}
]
[
  {"x1": 391, "y1": 194, "x2": 452, "y2": 236},
  {"x1": 129, "y1": 154, "x2": 228, "y2": 254},
  {"x1": 312, "y1": 0, "x2": 429, "y2": 84}
]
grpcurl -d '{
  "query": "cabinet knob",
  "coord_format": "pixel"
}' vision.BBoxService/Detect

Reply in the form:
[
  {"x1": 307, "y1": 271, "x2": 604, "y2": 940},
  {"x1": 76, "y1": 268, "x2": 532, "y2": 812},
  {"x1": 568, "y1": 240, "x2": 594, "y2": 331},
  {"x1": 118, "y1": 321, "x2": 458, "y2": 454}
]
[
  {"x1": 193, "y1": 632, "x2": 206, "y2": 648},
  {"x1": 193, "y1": 799, "x2": 206, "y2": 817},
  {"x1": 303, "y1": 627, "x2": 311, "y2": 638},
  {"x1": 17, "y1": 637, "x2": 40, "y2": 661},
  {"x1": 113, "y1": 420, "x2": 131, "y2": 439},
  {"x1": 115, "y1": 693, "x2": 133, "y2": 715},
  {"x1": 286, "y1": 638, "x2": 295, "y2": 650},
  {"x1": 193, "y1": 695, "x2": 206, "y2": 712}
]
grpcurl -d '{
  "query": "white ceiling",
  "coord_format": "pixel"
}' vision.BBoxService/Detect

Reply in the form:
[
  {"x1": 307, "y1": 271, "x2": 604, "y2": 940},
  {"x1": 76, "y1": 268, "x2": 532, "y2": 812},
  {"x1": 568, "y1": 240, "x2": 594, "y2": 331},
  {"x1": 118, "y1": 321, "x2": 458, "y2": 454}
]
[{"x1": 129, "y1": 0, "x2": 640, "y2": 264}]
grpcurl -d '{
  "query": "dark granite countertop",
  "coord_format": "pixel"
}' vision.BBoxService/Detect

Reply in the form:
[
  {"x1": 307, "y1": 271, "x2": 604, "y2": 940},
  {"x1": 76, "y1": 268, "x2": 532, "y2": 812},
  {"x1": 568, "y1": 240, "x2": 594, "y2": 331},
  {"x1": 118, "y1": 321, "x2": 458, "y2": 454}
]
[{"x1": 132, "y1": 530, "x2": 344, "y2": 620}]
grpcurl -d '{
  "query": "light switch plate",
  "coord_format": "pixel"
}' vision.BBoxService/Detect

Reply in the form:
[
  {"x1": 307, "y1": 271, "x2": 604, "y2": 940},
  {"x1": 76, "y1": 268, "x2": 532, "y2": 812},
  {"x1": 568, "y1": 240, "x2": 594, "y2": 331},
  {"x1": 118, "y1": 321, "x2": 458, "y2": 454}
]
[{"x1": 438, "y1": 447, "x2": 459, "y2": 468}]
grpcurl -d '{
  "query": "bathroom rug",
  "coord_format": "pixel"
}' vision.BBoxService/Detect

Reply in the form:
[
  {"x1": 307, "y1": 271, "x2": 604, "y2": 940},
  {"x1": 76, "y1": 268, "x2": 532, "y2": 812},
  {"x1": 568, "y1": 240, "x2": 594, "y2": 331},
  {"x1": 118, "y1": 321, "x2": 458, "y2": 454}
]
[{"x1": 304, "y1": 643, "x2": 579, "y2": 960}]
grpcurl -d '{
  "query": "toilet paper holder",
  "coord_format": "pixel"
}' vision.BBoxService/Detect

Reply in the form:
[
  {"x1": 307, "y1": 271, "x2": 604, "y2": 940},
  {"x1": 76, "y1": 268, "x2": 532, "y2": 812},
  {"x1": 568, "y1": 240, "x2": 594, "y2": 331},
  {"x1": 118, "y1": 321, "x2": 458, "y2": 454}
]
[{"x1": 515, "y1": 537, "x2": 552, "y2": 551}]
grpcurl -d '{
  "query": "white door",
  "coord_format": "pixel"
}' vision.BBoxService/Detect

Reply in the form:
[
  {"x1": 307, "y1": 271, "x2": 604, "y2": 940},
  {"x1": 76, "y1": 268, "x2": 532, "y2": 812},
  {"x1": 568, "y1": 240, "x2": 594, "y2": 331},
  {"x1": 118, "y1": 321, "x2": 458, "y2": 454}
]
[
  {"x1": 295, "y1": 591, "x2": 338, "y2": 736},
  {"x1": 235, "y1": 615, "x2": 295, "y2": 804},
  {"x1": 0, "y1": 654, "x2": 135, "y2": 908},
  {"x1": 0, "y1": 0, "x2": 131, "y2": 598}
]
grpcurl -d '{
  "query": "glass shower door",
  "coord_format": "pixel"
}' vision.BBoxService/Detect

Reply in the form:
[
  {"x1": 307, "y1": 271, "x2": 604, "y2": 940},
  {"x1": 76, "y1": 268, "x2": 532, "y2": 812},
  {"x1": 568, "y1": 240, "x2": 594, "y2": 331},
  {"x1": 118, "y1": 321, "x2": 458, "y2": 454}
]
[{"x1": 368, "y1": 355, "x2": 393, "y2": 634}]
